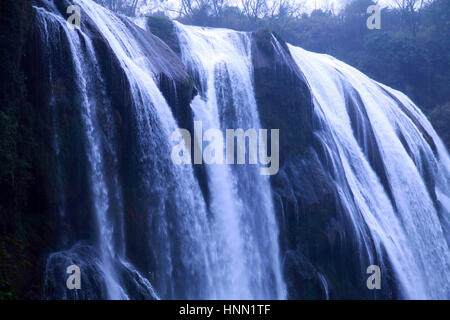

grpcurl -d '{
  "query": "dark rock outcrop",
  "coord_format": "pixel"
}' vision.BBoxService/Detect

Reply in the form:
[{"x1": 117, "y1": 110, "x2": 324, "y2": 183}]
[{"x1": 430, "y1": 102, "x2": 450, "y2": 151}]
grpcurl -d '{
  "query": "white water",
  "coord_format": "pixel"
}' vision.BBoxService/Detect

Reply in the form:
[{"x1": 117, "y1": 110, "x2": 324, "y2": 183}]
[
  {"x1": 175, "y1": 23, "x2": 286, "y2": 299},
  {"x1": 74, "y1": 0, "x2": 219, "y2": 299},
  {"x1": 289, "y1": 44, "x2": 450, "y2": 299},
  {"x1": 36, "y1": 6, "x2": 129, "y2": 299},
  {"x1": 37, "y1": 1, "x2": 169, "y2": 299}
]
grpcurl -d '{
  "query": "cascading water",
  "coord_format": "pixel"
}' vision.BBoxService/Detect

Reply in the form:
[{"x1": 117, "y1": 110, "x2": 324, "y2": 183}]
[
  {"x1": 175, "y1": 23, "x2": 286, "y2": 299},
  {"x1": 71, "y1": 0, "x2": 218, "y2": 300},
  {"x1": 36, "y1": 3, "x2": 158, "y2": 299},
  {"x1": 288, "y1": 44, "x2": 450, "y2": 299},
  {"x1": 31, "y1": 0, "x2": 450, "y2": 300}
]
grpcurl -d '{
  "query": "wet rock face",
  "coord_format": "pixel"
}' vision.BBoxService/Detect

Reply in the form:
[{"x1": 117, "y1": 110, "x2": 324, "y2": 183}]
[
  {"x1": 249, "y1": 29, "x2": 321, "y2": 299},
  {"x1": 147, "y1": 16, "x2": 182, "y2": 56},
  {"x1": 251, "y1": 28, "x2": 314, "y2": 162},
  {"x1": 0, "y1": 0, "x2": 61, "y2": 299},
  {"x1": 430, "y1": 102, "x2": 450, "y2": 151}
]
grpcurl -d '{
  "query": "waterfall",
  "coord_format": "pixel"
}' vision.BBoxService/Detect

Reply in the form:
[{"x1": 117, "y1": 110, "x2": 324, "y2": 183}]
[
  {"x1": 71, "y1": 0, "x2": 217, "y2": 300},
  {"x1": 32, "y1": 0, "x2": 450, "y2": 300},
  {"x1": 175, "y1": 23, "x2": 286, "y2": 299},
  {"x1": 288, "y1": 44, "x2": 450, "y2": 299},
  {"x1": 36, "y1": 3, "x2": 160, "y2": 299}
]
